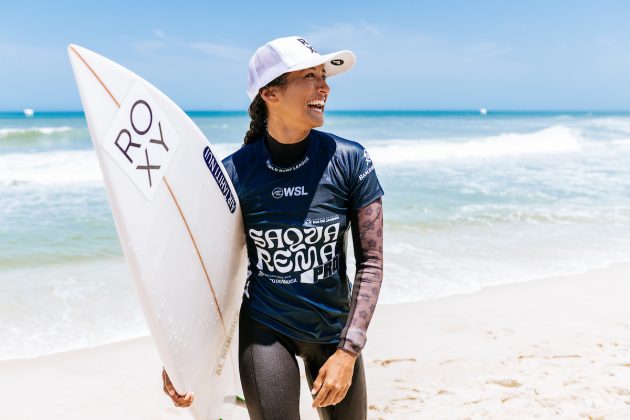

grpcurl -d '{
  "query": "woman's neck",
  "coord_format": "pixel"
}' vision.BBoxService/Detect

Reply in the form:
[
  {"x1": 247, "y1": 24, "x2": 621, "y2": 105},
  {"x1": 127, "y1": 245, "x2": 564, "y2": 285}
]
[
  {"x1": 266, "y1": 119, "x2": 310, "y2": 144},
  {"x1": 265, "y1": 131, "x2": 310, "y2": 168}
]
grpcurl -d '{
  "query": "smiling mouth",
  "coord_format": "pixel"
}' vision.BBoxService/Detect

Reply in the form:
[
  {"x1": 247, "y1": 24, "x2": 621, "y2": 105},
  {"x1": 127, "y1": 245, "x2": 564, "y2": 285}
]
[{"x1": 307, "y1": 99, "x2": 326, "y2": 113}]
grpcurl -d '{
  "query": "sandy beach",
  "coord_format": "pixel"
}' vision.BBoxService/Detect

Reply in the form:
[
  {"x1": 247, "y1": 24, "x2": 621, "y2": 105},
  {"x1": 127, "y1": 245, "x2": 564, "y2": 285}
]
[{"x1": 1, "y1": 263, "x2": 629, "y2": 419}]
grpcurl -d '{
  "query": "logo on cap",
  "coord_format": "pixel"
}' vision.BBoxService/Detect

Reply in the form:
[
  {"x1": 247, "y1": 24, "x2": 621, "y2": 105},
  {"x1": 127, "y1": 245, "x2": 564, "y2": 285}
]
[
  {"x1": 331, "y1": 59, "x2": 344, "y2": 66},
  {"x1": 296, "y1": 38, "x2": 317, "y2": 54}
]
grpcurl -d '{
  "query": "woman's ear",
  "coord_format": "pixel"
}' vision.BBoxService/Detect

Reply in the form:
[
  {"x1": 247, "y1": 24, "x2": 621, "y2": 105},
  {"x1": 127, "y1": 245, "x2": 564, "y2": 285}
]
[{"x1": 261, "y1": 87, "x2": 279, "y2": 104}]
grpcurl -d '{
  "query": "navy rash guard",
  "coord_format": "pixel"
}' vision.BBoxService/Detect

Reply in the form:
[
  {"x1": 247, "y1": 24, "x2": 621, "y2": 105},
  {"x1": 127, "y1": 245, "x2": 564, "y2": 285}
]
[{"x1": 222, "y1": 129, "x2": 384, "y2": 344}]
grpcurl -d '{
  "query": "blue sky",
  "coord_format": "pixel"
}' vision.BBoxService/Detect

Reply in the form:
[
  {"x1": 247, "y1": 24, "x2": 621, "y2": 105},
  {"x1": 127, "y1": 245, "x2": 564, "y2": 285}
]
[{"x1": 1, "y1": 0, "x2": 629, "y2": 111}]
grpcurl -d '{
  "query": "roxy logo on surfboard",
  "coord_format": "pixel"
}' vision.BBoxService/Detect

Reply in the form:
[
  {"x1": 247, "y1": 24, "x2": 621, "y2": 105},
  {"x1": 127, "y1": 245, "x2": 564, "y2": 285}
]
[{"x1": 103, "y1": 82, "x2": 180, "y2": 200}]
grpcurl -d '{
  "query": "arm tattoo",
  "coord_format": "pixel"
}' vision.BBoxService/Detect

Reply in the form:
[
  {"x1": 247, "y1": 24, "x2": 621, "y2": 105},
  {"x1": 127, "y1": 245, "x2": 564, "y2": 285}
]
[{"x1": 338, "y1": 197, "x2": 383, "y2": 355}]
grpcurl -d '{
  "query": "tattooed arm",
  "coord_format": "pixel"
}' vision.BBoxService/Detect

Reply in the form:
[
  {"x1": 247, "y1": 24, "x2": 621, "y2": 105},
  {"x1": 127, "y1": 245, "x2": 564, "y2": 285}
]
[
  {"x1": 338, "y1": 197, "x2": 384, "y2": 355},
  {"x1": 311, "y1": 197, "x2": 383, "y2": 407}
]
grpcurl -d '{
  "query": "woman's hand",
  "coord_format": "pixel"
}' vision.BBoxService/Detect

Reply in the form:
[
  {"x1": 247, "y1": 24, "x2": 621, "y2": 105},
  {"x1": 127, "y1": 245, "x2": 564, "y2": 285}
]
[
  {"x1": 311, "y1": 349, "x2": 357, "y2": 408},
  {"x1": 162, "y1": 368, "x2": 194, "y2": 408}
]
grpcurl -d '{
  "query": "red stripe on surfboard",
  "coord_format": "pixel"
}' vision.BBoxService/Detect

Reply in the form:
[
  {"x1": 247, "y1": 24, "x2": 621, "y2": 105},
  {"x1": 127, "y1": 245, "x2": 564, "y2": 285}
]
[
  {"x1": 69, "y1": 46, "x2": 121, "y2": 108},
  {"x1": 163, "y1": 178, "x2": 226, "y2": 327},
  {"x1": 71, "y1": 46, "x2": 227, "y2": 333}
]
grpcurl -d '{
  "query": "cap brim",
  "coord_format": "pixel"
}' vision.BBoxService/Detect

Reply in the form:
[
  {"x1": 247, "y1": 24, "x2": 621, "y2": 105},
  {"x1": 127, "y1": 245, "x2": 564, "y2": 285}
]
[{"x1": 286, "y1": 50, "x2": 356, "y2": 79}]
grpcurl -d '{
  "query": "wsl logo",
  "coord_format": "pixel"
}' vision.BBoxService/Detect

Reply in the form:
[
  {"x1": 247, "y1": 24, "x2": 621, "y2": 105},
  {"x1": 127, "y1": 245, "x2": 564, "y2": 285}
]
[{"x1": 272, "y1": 186, "x2": 308, "y2": 199}]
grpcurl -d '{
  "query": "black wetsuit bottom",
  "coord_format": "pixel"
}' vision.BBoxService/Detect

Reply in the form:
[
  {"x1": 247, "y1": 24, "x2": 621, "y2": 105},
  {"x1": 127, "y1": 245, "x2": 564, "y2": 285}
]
[{"x1": 238, "y1": 306, "x2": 367, "y2": 420}]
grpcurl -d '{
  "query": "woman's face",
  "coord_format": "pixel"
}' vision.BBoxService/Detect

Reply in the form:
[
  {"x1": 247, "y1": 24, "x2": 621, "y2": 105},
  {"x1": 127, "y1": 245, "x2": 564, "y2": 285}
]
[{"x1": 266, "y1": 64, "x2": 331, "y2": 132}]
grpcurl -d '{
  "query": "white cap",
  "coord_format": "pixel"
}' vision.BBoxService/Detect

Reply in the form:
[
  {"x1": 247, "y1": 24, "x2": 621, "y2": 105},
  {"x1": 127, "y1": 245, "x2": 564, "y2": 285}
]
[{"x1": 247, "y1": 36, "x2": 356, "y2": 101}]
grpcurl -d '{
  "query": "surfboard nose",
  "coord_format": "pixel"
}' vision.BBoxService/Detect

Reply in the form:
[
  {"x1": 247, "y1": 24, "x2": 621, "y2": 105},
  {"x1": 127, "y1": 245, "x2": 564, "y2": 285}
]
[
  {"x1": 67, "y1": 44, "x2": 89, "y2": 71},
  {"x1": 68, "y1": 43, "x2": 85, "y2": 58},
  {"x1": 68, "y1": 44, "x2": 102, "y2": 68}
]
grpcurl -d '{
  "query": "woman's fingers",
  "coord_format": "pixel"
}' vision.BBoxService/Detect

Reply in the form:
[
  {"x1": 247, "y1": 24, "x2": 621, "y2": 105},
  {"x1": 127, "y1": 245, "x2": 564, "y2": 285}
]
[
  {"x1": 313, "y1": 381, "x2": 348, "y2": 407},
  {"x1": 326, "y1": 383, "x2": 352, "y2": 407},
  {"x1": 311, "y1": 369, "x2": 324, "y2": 396},
  {"x1": 311, "y1": 366, "x2": 327, "y2": 406},
  {"x1": 162, "y1": 368, "x2": 194, "y2": 407},
  {"x1": 311, "y1": 380, "x2": 331, "y2": 407},
  {"x1": 174, "y1": 392, "x2": 194, "y2": 407},
  {"x1": 331, "y1": 386, "x2": 349, "y2": 406},
  {"x1": 336, "y1": 387, "x2": 349, "y2": 405},
  {"x1": 322, "y1": 383, "x2": 345, "y2": 407},
  {"x1": 162, "y1": 369, "x2": 178, "y2": 397}
]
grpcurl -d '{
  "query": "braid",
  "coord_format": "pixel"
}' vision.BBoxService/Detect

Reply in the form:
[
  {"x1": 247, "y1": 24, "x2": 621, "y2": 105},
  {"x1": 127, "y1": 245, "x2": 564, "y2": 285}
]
[
  {"x1": 243, "y1": 73, "x2": 288, "y2": 145},
  {"x1": 244, "y1": 95, "x2": 267, "y2": 145}
]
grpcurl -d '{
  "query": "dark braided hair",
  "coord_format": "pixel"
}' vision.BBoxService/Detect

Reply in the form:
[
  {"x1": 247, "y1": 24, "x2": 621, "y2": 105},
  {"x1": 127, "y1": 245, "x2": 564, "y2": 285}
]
[{"x1": 244, "y1": 73, "x2": 288, "y2": 144}]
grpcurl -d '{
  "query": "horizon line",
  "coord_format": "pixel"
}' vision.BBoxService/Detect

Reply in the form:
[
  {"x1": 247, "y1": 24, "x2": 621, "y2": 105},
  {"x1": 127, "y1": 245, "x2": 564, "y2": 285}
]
[{"x1": 2, "y1": 109, "x2": 630, "y2": 114}]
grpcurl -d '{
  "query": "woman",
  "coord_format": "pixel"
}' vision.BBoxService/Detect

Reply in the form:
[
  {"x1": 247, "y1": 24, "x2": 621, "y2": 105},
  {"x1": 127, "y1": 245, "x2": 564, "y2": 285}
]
[{"x1": 163, "y1": 36, "x2": 384, "y2": 420}]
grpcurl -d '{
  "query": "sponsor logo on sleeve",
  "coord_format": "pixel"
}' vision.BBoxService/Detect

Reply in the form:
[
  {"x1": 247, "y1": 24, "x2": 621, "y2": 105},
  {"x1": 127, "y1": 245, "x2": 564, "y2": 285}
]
[
  {"x1": 358, "y1": 165, "x2": 375, "y2": 181},
  {"x1": 358, "y1": 149, "x2": 375, "y2": 181},
  {"x1": 102, "y1": 82, "x2": 180, "y2": 200}
]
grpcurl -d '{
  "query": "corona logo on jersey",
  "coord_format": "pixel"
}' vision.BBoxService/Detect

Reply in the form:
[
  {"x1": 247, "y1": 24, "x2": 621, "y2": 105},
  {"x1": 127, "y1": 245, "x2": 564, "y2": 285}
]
[{"x1": 248, "y1": 222, "x2": 341, "y2": 284}]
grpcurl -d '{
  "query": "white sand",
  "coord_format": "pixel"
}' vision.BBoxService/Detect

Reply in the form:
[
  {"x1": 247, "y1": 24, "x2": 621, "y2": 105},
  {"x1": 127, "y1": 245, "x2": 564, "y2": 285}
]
[{"x1": 1, "y1": 263, "x2": 629, "y2": 419}]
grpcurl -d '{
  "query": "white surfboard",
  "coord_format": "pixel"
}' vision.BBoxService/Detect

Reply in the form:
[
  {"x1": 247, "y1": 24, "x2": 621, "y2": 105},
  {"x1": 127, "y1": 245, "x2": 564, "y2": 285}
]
[{"x1": 68, "y1": 44, "x2": 247, "y2": 420}]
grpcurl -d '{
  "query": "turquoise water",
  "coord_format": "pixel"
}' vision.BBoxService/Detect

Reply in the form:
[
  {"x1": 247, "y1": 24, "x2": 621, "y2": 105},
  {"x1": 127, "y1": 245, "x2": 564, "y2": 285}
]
[{"x1": 3, "y1": 110, "x2": 630, "y2": 359}]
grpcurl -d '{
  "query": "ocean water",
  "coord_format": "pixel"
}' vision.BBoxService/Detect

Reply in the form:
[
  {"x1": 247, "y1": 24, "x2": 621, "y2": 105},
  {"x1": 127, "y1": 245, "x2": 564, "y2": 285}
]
[{"x1": 2, "y1": 110, "x2": 630, "y2": 360}]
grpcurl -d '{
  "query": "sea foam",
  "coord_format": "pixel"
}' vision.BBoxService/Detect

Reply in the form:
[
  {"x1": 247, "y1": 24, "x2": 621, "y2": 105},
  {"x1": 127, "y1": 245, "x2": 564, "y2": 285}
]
[
  {"x1": 0, "y1": 126, "x2": 74, "y2": 139},
  {"x1": 0, "y1": 126, "x2": 593, "y2": 186},
  {"x1": 0, "y1": 143, "x2": 241, "y2": 187},
  {"x1": 0, "y1": 150, "x2": 102, "y2": 185},
  {"x1": 367, "y1": 125, "x2": 583, "y2": 165}
]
